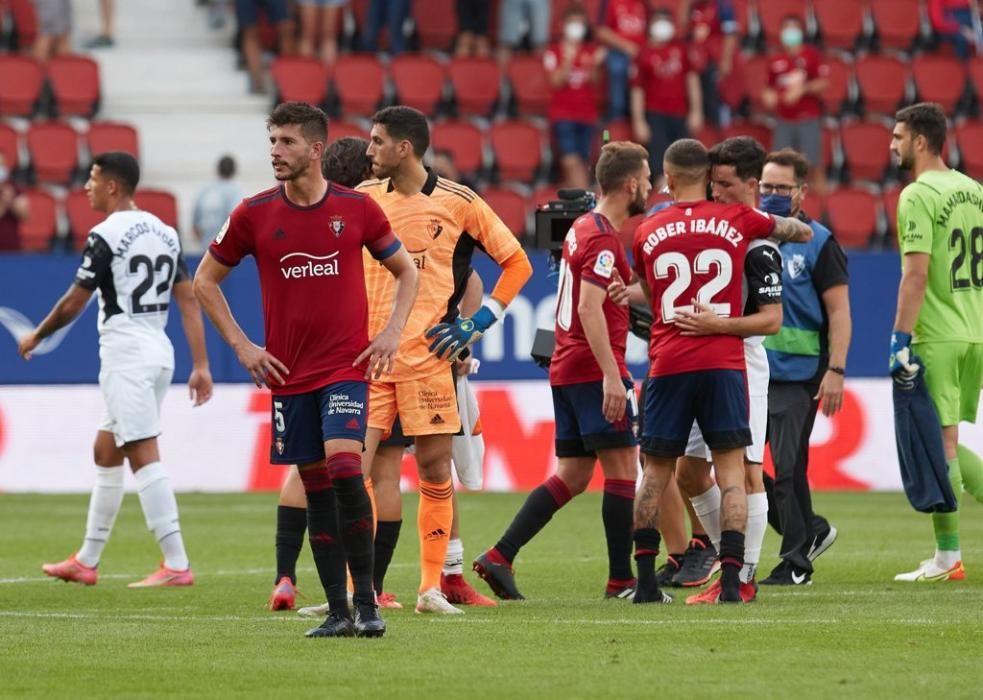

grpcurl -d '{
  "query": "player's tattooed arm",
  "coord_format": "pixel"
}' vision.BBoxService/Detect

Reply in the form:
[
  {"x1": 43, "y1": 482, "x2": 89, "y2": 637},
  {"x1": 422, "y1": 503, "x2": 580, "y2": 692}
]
[{"x1": 770, "y1": 214, "x2": 813, "y2": 243}]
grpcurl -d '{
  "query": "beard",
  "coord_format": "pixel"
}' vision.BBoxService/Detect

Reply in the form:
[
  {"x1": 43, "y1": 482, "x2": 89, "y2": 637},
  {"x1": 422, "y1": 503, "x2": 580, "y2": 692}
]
[
  {"x1": 627, "y1": 190, "x2": 647, "y2": 216},
  {"x1": 273, "y1": 159, "x2": 307, "y2": 181}
]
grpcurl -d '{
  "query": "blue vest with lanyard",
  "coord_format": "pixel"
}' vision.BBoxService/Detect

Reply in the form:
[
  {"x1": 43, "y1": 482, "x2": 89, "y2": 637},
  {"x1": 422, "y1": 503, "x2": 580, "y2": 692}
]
[{"x1": 765, "y1": 219, "x2": 832, "y2": 381}]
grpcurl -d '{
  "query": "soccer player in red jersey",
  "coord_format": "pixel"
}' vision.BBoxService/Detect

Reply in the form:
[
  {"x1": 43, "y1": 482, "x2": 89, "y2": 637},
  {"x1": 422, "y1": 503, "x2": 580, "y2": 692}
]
[
  {"x1": 630, "y1": 139, "x2": 811, "y2": 603},
  {"x1": 474, "y1": 142, "x2": 651, "y2": 601},
  {"x1": 193, "y1": 103, "x2": 418, "y2": 638}
]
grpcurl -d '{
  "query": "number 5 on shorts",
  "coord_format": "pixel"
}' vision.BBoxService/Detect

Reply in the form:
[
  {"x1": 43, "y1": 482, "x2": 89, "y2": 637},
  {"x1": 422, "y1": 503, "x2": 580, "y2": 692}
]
[{"x1": 273, "y1": 400, "x2": 285, "y2": 433}]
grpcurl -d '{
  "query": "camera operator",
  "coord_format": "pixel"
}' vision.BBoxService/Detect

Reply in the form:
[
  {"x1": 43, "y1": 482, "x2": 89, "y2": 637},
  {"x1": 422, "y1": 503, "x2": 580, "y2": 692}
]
[{"x1": 474, "y1": 141, "x2": 653, "y2": 601}]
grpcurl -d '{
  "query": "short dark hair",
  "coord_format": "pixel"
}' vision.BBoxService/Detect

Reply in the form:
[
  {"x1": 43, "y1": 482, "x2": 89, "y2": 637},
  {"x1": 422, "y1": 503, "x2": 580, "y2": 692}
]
[
  {"x1": 664, "y1": 138, "x2": 709, "y2": 183},
  {"x1": 895, "y1": 102, "x2": 947, "y2": 155},
  {"x1": 372, "y1": 106, "x2": 430, "y2": 158},
  {"x1": 563, "y1": 2, "x2": 587, "y2": 20},
  {"x1": 267, "y1": 101, "x2": 328, "y2": 144},
  {"x1": 781, "y1": 13, "x2": 803, "y2": 26},
  {"x1": 322, "y1": 137, "x2": 372, "y2": 188},
  {"x1": 708, "y1": 136, "x2": 766, "y2": 181},
  {"x1": 764, "y1": 148, "x2": 810, "y2": 182},
  {"x1": 217, "y1": 155, "x2": 236, "y2": 179},
  {"x1": 93, "y1": 152, "x2": 140, "y2": 194},
  {"x1": 596, "y1": 141, "x2": 649, "y2": 194}
]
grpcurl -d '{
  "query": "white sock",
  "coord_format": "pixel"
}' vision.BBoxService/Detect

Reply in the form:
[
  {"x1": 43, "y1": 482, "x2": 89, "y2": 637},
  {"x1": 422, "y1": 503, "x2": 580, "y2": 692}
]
[
  {"x1": 689, "y1": 484, "x2": 722, "y2": 552},
  {"x1": 443, "y1": 538, "x2": 464, "y2": 576},
  {"x1": 935, "y1": 549, "x2": 961, "y2": 569},
  {"x1": 76, "y1": 466, "x2": 126, "y2": 567},
  {"x1": 741, "y1": 492, "x2": 769, "y2": 584},
  {"x1": 134, "y1": 462, "x2": 189, "y2": 571}
]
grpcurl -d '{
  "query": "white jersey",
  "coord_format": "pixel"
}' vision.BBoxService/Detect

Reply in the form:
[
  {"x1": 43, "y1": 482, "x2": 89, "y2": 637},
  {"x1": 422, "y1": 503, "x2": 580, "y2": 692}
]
[{"x1": 74, "y1": 209, "x2": 189, "y2": 371}]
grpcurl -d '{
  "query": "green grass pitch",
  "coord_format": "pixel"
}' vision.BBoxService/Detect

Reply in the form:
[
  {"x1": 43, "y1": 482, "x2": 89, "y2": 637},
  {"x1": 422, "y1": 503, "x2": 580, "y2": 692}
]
[{"x1": 1, "y1": 491, "x2": 982, "y2": 699}]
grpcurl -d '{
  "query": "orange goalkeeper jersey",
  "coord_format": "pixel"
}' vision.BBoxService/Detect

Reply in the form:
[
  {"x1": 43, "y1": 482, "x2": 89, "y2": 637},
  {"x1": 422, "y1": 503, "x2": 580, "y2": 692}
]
[{"x1": 359, "y1": 170, "x2": 522, "y2": 382}]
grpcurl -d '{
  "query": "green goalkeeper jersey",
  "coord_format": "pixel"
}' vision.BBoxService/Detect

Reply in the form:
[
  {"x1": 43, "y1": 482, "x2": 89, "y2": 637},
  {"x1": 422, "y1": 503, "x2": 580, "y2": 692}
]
[{"x1": 897, "y1": 168, "x2": 983, "y2": 344}]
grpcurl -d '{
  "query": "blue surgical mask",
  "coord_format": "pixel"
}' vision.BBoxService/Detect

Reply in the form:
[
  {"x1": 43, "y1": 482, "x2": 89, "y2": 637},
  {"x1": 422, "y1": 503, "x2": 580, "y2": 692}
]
[
  {"x1": 781, "y1": 26, "x2": 803, "y2": 48},
  {"x1": 760, "y1": 193, "x2": 793, "y2": 217}
]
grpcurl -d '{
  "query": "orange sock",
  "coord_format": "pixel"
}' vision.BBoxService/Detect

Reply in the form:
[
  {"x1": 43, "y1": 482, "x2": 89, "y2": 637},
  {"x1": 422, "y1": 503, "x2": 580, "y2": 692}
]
[
  {"x1": 418, "y1": 478, "x2": 453, "y2": 593},
  {"x1": 364, "y1": 477, "x2": 377, "y2": 533}
]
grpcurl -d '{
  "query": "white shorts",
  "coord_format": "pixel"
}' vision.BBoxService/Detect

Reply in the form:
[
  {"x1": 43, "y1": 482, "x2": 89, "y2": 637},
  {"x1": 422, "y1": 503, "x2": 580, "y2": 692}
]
[
  {"x1": 98, "y1": 365, "x2": 173, "y2": 447},
  {"x1": 684, "y1": 343, "x2": 769, "y2": 463}
]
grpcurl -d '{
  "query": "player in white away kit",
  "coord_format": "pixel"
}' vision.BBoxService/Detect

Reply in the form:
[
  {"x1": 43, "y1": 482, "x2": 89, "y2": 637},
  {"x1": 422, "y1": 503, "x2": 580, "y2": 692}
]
[{"x1": 19, "y1": 152, "x2": 213, "y2": 587}]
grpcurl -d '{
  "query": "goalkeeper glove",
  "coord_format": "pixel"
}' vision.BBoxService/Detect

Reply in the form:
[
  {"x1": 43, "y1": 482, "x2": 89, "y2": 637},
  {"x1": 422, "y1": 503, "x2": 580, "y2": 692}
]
[
  {"x1": 426, "y1": 305, "x2": 498, "y2": 362},
  {"x1": 889, "y1": 331, "x2": 919, "y2": 377}
]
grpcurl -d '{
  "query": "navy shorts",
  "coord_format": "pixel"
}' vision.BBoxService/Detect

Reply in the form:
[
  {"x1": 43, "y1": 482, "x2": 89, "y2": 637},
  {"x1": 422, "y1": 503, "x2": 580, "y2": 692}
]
[
  {"x1": 552, "y1": 378, "x2": 639, "y2": 458},
  {"x1": 641, "y1": 370, "x2": 751, "y2": 458},
  {"x1": 270, "y1": 381, "x2": 368, "y2": 465},
  {"x1": 380, "y1": 416, "x2": 414, "y2": 449},
  {"x1": 553, "y1": 120, "x2": 594, "y2": 162},
  {"x1": 235, "y1": 0, "x2": 289, "y2": 28}
]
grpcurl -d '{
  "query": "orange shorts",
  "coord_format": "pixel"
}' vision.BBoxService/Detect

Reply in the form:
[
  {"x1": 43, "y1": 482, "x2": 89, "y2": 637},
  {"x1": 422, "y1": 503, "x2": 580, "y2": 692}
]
[{"x1": 368, "y1": 368, "x2": 461, "y2": 436}]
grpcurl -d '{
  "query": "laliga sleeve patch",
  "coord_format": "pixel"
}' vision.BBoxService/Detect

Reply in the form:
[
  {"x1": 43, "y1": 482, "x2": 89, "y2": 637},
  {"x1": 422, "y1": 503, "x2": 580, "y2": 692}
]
[
  {"x1": 214, "y1": 217, "x2": 230, "y2": 244},
  {"x1": 593, "y1": 249, "x2": 616, "y2": 279}
]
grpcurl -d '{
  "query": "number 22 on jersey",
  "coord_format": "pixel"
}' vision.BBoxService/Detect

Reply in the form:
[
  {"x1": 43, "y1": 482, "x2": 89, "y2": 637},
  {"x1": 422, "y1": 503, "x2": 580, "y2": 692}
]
[{"x1": 654, "y1": 248, "x2": 732, "y2": 323}]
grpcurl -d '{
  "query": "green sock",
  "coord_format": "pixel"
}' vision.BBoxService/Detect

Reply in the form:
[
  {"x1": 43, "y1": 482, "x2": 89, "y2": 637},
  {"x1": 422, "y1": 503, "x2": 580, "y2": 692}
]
[
  {"x1": 932, "y1": 458, "x2": 963, "y2": 552},
  {"x1": 957, "y1": 444, "x2": 983, "y2": 504}
]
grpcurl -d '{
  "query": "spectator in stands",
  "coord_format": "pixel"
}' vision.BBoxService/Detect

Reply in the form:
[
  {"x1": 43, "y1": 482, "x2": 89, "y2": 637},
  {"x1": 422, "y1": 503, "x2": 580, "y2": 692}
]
[
  {"x1": 432, "y1": 149, "x2": 478, "y2": 191},
  {"x1": 32, "y1": 0, "x2": 72, "y2": 61},
  {"x1": 191, "y1": 156, "x2": 242, "y2": 253},
  {"x1": 0, "y1": 155, "x2": 29, "y2": 253},
  {"x1": 361, "y1": 0, "x2": 412, "y2": 56},
  {"x1": 680, "y1": 0, "x2": 739, "y2": 127},
  {"x1": 455, "y1": 0, "x2": 492, "y2": 57},
  {"x1": 929, "y1": 0, "x2": 978, "y2": 60},
  {"x1": 630, "y1": 9, "x2": 702, "y2": 182},
  {"x1": 761, "y1": 15, "x2": 828, "y2": 190},
  {"x1": 86, "y1": 0, "x2": 115, "y2": 48},
  {"x1": 236, "y1": 0, "x2": 295, "y2": 94},
  {"x1": 595, "y1": 0, "x2": 648, "y2": 121},
  {"x1": 545, "y1": 5, "x2": 606, "y2": 189},
  {"x1": 497, "y1": 0, "x2": 551, "y2": 67},
  {"x1": 297, "y1": 0, "x2": 347, "y2": 65}
]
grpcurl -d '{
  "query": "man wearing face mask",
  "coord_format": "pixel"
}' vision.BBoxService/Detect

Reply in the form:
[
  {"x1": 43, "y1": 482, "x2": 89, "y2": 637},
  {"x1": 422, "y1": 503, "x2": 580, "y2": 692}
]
[
  {"x1": 630, "y1": 9, "x2": 703, "y2": 185},
  {"x1": 544, "y1": 6, "x2": 606, "y2": 189},
  {"x1": 761, "y1": 15, "x2": 828, "y2": 191},
  {"x1": 758, "y1": 148, "x2": 849, "y2": 585},
  {"x1": 0, "y1": 154, "x2": 30, "y2": 252},
  {"x1": 595, "y1": 0, "x2": 648, "y2": 121}
]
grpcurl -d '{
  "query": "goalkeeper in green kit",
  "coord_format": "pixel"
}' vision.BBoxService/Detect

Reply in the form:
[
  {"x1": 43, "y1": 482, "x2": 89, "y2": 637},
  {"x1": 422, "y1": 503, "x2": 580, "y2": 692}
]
[{"x1": 889, "y1": 102, "x2": 983, "y2": 582}]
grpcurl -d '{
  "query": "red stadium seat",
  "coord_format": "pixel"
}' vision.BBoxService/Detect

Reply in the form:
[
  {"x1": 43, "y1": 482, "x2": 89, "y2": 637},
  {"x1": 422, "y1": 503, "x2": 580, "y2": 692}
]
[
  {"x1": 9, "y1": 0, "x2": 38, "y2": 48},
  {"x1": 390, "y1": 54, "x2": 445, "y2": 117},
  {"x1": 87, "y1": 121, "x2": 139, "y2": 161},
  {"x1": 855, "y1": 55, "x2": 908, "y2": 116},
  {"x1": 46, "y1": 54, "x2": 100, "y2": 118},
  {"x1": 431, "y1": 120, "x2": 485, "y2": 177},
  {"x1": 27, "y1": 121, "x2": 79, "y2": 185},
  {"x1": 825, "y1": 187, "x2": 879, "y2": 249},
  {"x1": 331, "y1": 55, "x2": 386, "y2": 116},
  {"x1": 449, "y1": 57, "x2": 501, "y2": 117},
  {"x1": 814, "y1": 0, "x2": 864, "y2": 50},
  {"x1": 270, "y1": 57, "x2": 330, "y2": 106},
  {"x1": 66, "y1": 189, "x2": 106, "y2": 248},
  {"x1": 692, "y1": 125, "x2": 722, "y2": 148},
  {"x1": 720, "y1": 120, "x2": 773, "y2": 151},
  {"x1": 956, "y1": 121, "x2": 983, "y2": 180},
  {"x1": 756, "y1": 0, "x2": 807, "y2": 47},
  {"x1": 870, "y1": 0, "x2": 920, "y2": 50},
  {"x1": 741, "y1": 54, "x2": 772, "y2": 115},
  {"x1": 730, "y1": 0, "x2": 751, "y2": 35},
  {"x1": 19, "y1": 188, "x2": 57, "y2": 252},
  {"x1": 327, "y1": 119, "x2": 369, "y2": 144},
  {"x1": 413, "y1": 0, "x2": 457, "y2": 50},
  {"x1": 821, "y1": 123, "x2": 838, "y2": 171},
  {"x1": 508, "y1": 53, "x2": 551, "y2": 117},
  {"x1": 840, "y1": 121, "x2": 892, "y2": 182},
  {"x1": 590, "y1": 119, "x2": 633, "y2": 163},
  {"x1": 136, "y1": 189, "x2": 179, "y2": 229},
  {"x1": 491, "y1": 120, "x2": 544, "y2": 183},
  {"x1": 799, "y1": 192, "x2": 824, "y2": 222},
  {"x1": 822, "y1": 55, "x2": 852, "y2": 115},
  {"x1": 911, "y1": 55, "x2": 966, "y2": 114},
  {"x1": 0, "y1": 55, "x2": 43, "y2": 117},
  {"x1": 0, "y1": 121, "x2": 20, "y2": 173},
  {"x1": 882, "y1": 187, "x2": 902, "y2": 238},
  {"x1": 482, "y1": 186, "x2": 528, "y2": 237},
  {"x1": 969, "y1": 57, "x2": 983, "y2": 105}
]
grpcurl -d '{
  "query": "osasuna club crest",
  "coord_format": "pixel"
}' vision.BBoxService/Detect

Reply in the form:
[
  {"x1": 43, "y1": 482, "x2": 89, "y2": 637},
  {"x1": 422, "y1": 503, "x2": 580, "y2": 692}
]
[
  {"x1": 330, "y1": 216, "x2": 345, "y2": 237},
  {"x1": 274, "y1": 438, "x2": 285, "y2": 455}
]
